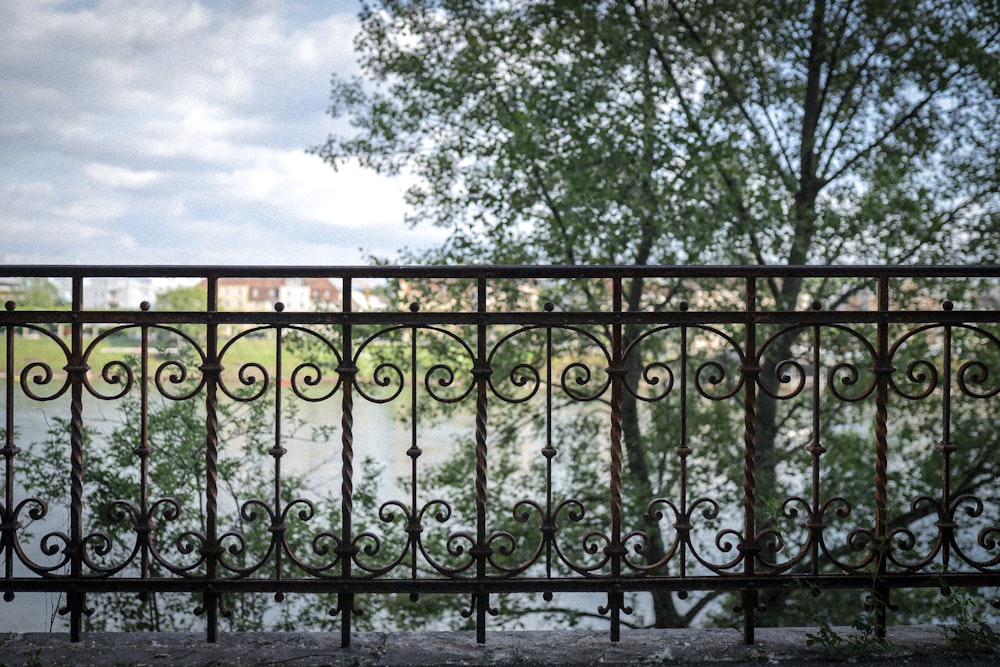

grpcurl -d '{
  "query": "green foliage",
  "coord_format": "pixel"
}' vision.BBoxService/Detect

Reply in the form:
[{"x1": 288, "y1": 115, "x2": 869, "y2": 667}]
[
  {"x1": 316, "y1": 0, "x2": 999, "y2": 272},
  {"x1": 805, "y1": 619, "x2": 890, "y2": 660},
  {"x1": 936, "y1": 587, "x2": 1000, "y2": 654},
  {"x1": 9, "y1": 279, "x2": 65, "y2": 310},
  {"x1": 801, "y1": 581, "x2": 891, "y2": 659},
  {"x1": 153, "y1": 285, "x2": 206, "y2": 312},
  {"x1": 152, "y1": 284, "x2": 208, "y2": 339},
  {"x1": 21, "y1": 648, "x2": 45, "y2": 667}
]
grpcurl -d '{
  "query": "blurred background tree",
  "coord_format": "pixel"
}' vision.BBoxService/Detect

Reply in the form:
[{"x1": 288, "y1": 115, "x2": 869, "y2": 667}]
[{"x1": 314, "y1": 0, "x2": 1000, "y2": 630}]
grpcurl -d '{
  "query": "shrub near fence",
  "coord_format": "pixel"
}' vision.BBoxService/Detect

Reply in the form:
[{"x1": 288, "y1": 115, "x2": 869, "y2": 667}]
[{"x1": 1, "y1": 266, "x2": 999, "y2": 646}]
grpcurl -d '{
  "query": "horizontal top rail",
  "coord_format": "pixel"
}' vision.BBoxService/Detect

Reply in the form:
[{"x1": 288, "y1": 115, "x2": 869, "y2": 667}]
[
  {"x1": 3, "y1": 310, "x2": 998, "y2": 327},
  {"x1": 2, "y1": 264, "x2": 1000, "y2": 280}
]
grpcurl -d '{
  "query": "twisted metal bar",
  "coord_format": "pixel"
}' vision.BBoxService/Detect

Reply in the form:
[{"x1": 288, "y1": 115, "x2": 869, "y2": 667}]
[
  {"x1": 337, "y1": 277, "x2": 358, "y2": 647},
  {"x1": 200, "y1": 276, "x2": 222, "y2": 642},
  {"x1": 872, "y1": 275, "x2": 892, "y2": 637},
  {"x1": 740, "y1": 277, "x2": 760, "y2": 644},
  {"x1": 473, "y1": 277, "x2": 491, "y2": 644}
]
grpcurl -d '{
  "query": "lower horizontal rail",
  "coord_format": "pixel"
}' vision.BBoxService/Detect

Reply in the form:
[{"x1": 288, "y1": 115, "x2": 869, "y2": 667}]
[{"x1": 4, "y1": 572, "x2": 996, "y2": 596}]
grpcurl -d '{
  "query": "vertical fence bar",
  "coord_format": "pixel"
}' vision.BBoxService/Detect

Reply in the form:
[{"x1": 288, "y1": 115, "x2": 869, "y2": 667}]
[
  {"x1": 66, "y1": 275, "x2": 88, "y2": 641},
  {"x1": 337, "y1": 277, "x2": 357, "y2": 648},
  {"x1": 200, "y1": 275, "x2": 222, "y2": 642},
  {"x1": 677, "y1": 322, "x2": 690, "y2": 578},
  {"x1": 542, "y1": 321, "x2": 556, "y2": 580},
  {"x1": 936, "y1": 320, "x2": 954, "y2": 571},
  {"x1": 808, "y1": 321, "x2": 823, "y2": 575},
  {"x1": 740, "y1": 276, "x2": 759, "y2": 644},
  {"x1": 409, "y1": 304, "x2": 420, "y2": 582},
  {"x1": 272, "y1": 322, "x2": 286, "y2": 590},
  {"x1": 872, "y1": 274, "x2": 891, "y2": 636},
  {"x1": 137, "y1": 307, "x2": 152, "y2": 580},
  {"x1": 473, "y1": 277, "x2": 492, "y2": 644},
  {"x1": 606, "y1": 277, "x2": 626, "y2": 642},
  {"x1": 3, "y1": 308, "x2": 17, "y2": 597}
]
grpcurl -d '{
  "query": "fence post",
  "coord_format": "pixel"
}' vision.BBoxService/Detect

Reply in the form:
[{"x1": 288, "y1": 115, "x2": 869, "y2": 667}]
[
  {"x1": 137, "y1": 306, "x2": 152, "y2": 580},
  {"x1": 936, "y1": 317, "x2": 955, "y2": 571},
  {"x1": 740, "y1": 276, "x2": 760, "y2": 644},
  {"x1": 65, "y1": 276, "x2": 88, "y2": 641},
  {"x1": 872, "y1": 274, "x2": 892, "y2": 636},
  {"x1": 472, "y1": 277, "x2": 493, "y2": 644},
  {"x1": 2, "y1": 308, "x2": 15, "y2": 596},
  {"x1": 605, "y1": 277, "x2": 627, "y2": 642},
  {"x1": 200, "y1": 275, "x2": 223, "y2": 642},
  {"x1": 337, "y1": 277, "x2": 358, "y2": 648}
]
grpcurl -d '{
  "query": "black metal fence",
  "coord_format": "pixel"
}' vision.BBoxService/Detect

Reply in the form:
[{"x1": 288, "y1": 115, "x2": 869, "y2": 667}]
[{"x1": 1, "y1": 266, "x2": 998, "y2": 646}]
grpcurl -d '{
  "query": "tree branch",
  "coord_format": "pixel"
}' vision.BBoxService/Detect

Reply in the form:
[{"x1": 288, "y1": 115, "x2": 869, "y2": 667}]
[
  {"x1": 890, "y1": 187, "x2": 998, "y2": 264},
  {"x1": 662, "y1": 0, "x2": 797, "y2": 191},
  {"x1": 816, "y1": 21, "x2": 894, "y2": 169},
  {"x1": 824, "y1": 74, "x2": 956, "y2": 187}
]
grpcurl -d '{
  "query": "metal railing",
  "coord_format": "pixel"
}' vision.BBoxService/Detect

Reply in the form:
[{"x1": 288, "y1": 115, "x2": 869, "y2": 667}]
[{"x1": 1, "y1": 265, "x2": 998, "y2": 646}]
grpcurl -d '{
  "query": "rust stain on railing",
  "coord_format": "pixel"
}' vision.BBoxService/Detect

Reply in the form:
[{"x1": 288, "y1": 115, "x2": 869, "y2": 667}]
[{"x1": 1, "y1": 266, "x2": 998, "y2": 646}]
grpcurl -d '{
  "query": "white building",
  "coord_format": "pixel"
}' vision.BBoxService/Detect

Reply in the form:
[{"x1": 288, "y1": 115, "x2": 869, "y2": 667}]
[{"x1": 82, "y1": 277, "x2": 158, "y2": 310}]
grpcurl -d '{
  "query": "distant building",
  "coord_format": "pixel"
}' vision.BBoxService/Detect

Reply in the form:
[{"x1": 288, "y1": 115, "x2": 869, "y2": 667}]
[
  {"x1": 350, "y1": 280, "x2": 387, "y2": 311},
  {"x1": 204, "y1": 277, "x2": 343, "y2": 312},
  {"x1": 83, "y1": 277, "x2": 158, "y2": 310}
]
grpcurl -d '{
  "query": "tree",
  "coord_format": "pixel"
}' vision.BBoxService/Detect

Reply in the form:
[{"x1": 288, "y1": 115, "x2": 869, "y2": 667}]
[
  {"x1": 315, "y1": 0, "x2": 998, "y2": 269},
  {"x1": 314, "y1": 0, "x2": 1000, "y2": 629},
  {"x1": 11, "y1": 278, "x2": 64, "y2": 310},
  {"x1": 154, "y1": 285, "x2": 206, "y2": 312}
]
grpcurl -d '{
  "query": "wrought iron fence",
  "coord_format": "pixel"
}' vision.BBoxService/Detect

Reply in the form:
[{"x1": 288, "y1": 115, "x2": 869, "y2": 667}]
[{"x1": 1, "y1": 266, "x2": 999, "y2": 646}]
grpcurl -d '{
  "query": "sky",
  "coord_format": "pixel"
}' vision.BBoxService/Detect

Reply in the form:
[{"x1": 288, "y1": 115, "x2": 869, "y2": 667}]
[{"x1": 0, "y1": 0, "x2": 439, "y2": 266}]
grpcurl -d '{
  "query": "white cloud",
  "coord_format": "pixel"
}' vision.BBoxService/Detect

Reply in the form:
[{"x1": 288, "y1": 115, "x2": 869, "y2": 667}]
[
  {"x1": 84, "y1": 162, "x2": 162, "y2": 189},
  {"x1": 220, "y1": 151, "x2": 409, "y2": 228},
  {"x1": 0, "y1": 1, "x2": 424, "y2": 266}
]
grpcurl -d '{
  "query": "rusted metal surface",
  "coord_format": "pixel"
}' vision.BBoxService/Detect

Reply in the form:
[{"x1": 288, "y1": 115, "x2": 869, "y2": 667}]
[{"x1": 1, "y1": 266, "x2": 998, "y2": 645}]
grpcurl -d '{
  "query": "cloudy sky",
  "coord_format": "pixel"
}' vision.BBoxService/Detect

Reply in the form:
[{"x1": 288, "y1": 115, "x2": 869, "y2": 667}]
[{"x1": 1, "y1": 0, "x2": 438, "y2": 266}]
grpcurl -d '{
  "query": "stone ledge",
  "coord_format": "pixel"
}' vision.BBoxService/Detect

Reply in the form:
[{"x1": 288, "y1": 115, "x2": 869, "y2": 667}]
[{"x1": 0, "y1": 625, "x2": 998, "y2": 666}]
